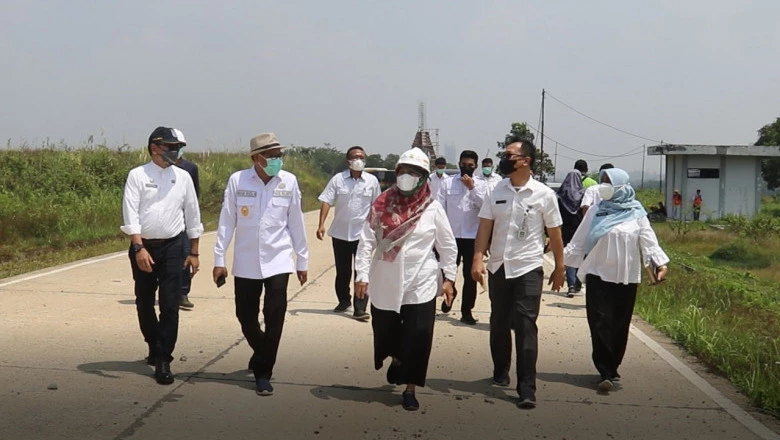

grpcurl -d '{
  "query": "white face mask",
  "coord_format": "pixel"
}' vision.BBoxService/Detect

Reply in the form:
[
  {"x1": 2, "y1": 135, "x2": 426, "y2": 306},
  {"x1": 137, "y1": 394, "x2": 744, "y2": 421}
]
[
  {"x1": 598, "y1": 183, "x2": 615, "y2": 200},
  {"x1": 396, "y1": 174, "x2": 419, "y2": 192},
  {"x1": 349, "y1": 159, "x2": 365, "y2": 172}
]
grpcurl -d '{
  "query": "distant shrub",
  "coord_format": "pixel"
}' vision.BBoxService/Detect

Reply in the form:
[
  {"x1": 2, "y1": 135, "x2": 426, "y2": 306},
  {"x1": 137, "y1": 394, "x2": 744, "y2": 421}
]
[{"x1": 710, "y1": 241, "x2": 771, "y2": 269}]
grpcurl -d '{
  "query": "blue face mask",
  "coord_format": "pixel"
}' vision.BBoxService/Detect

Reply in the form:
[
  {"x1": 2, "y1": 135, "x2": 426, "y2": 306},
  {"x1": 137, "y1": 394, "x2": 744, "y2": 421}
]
[
  {"x1": 177, "y1": 148, "x2": 184, "y2": 160},
  {"x1": 482, "y1": 167, "x2": 492, "y2": 176},
  {"x1": 264, "y1": 158, "x2": 283, "y2": 176}
]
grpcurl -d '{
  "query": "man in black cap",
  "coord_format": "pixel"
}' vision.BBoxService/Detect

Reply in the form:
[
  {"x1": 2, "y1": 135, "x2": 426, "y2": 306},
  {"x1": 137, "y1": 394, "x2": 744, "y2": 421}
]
[{"x1": 121, "y1": 126, "x2": 203, "y2": 385}]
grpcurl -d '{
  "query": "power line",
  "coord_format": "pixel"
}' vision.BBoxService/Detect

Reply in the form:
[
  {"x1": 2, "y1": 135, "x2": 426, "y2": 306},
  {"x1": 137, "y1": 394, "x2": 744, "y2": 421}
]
[
  {"x1": 545, "y1": 91, "x2": 663, "y2": 143},
  {"x1": 525, "y1": 122, "x2": 645, "y2": 159}
]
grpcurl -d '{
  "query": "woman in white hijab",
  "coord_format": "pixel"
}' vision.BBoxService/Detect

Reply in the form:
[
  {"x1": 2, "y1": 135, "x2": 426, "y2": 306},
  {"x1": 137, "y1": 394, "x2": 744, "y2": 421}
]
[{"x1": 563, "y1": 168, "x2": 669, "y2": 392}]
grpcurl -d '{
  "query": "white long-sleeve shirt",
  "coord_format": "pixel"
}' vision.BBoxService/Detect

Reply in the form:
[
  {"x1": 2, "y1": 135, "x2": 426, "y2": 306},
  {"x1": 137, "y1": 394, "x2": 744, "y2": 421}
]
[
  {"x1": 355, "y1": 201, "x2": 457, "y2": 313},
  {"x1": 121, "y1": 162, "x2": 203, "y2": 239},
  {"x1": 437, "y1": 176, "x2": 488, "y2": 239},
  {"x1": 214, "y1": 168, "x2": 309, "y2": 280},
  {"x1": 428, "y1": 173, "x2": 451, "y2": 202},
  {"x1": 564, "y1": 207, "x2": 670, "y2": 285},
  {"x1": 475, "y1": 173, "x2": 503, "y2": 191},
  {"x1": 317, "y1": 170, "x2": 381, "y2": 242}
]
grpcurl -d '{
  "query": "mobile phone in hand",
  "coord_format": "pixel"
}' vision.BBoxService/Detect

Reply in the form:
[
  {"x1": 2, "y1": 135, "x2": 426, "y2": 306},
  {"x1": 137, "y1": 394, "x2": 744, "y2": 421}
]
[{"x1": 216, "y1": 274, "x2": 226, "y2": 288}]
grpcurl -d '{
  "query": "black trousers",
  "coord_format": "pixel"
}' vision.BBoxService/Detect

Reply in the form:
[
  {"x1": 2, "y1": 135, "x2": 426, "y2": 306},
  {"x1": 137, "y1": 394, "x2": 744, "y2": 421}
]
[
  {"x1": 180, "y1": 232, "x2": 192, "y2": 297},
  {"x1": 455, "y1": 238, "x2": 477, "y2": 315},
  {"x1": 489, "y1": 265, "x2": 543, "y2": 399},
  {"x1": 332, "y1": 238, "x2": 367, "y2": 313},
  {"x1": 129, "y1": 235, "x2": 184, "y2": 363},
  {"x1": 234, "y1": 274, "x2": 290, "y2": 380},
  {"x1": 371, "y1": 298, "x2": 436, "y2": 387},
  {"x1": 585, "y1": 274, "x2": 637, "y2": 381}
]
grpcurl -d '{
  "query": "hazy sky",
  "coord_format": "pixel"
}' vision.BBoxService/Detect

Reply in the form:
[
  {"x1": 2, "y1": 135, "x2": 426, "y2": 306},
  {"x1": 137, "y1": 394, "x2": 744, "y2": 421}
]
[{"x1": 2, "y1": 0, "x2": 779, "y2": 179}]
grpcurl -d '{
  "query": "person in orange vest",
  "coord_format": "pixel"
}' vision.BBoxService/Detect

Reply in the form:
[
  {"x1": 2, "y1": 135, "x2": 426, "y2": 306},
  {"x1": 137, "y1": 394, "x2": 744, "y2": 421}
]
[
  {"x1": 672, "y1": 189, "x2": 682, "y2": 219},
  {"x1": 692, "y1": 189, "x2": 703, "y2": 221}
]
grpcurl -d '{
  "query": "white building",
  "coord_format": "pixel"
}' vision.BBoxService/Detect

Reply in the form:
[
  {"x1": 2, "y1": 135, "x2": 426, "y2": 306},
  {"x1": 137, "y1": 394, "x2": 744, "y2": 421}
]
[{"x1": 647, "y1": 144, "x2": 780, "y2": 220}]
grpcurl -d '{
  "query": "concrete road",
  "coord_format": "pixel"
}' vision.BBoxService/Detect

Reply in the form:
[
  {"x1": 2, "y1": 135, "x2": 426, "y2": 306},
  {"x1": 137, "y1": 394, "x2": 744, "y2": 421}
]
[{"x1": 1, "y1": 211, "x2": 778, "y2": 440}]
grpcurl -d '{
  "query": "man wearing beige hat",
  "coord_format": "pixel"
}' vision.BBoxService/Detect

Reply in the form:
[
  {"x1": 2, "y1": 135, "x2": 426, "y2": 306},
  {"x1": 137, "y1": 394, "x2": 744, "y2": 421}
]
[{"x1": 213, "y1": 132, "x2": 309, "y2": 396}]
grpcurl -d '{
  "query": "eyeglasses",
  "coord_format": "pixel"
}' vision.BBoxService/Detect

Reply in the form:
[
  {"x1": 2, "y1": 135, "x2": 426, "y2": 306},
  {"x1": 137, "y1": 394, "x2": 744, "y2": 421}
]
[{"x1": 502, "y1": 153, "x2": 528, "y2": 160}]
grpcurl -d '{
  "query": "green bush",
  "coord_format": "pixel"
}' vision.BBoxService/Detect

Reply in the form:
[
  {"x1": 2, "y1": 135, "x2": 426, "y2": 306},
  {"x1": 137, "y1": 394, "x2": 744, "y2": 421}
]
[
  {"x1": 710, "y1": 241, "x2": 771, "y2": 269},
  {"x1": 0, "y1": 148, "x2": 332, "y2": 261}
]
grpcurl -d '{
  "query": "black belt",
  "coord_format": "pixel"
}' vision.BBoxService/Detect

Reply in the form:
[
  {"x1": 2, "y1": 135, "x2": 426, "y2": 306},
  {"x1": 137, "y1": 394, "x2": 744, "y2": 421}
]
[{"x1": 142, "y1": 235, "x2": 181, "y2": 247}]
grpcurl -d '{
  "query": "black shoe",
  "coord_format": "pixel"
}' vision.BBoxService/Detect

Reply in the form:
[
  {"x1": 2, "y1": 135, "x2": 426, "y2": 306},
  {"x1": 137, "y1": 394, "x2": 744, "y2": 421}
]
[
  {"x1": 492, "y1": 374, "x2": 510, "y2": 387},
  {"x1": 598, "y1": 379, "x2": 614, "y2": 392},
  {"x1": 401, "y1": 391, "x2": 419, "y2": 411},
  {"x1": 386, "y1": 359, "x2": 402, "y2": 385},
  {"x1": 255, "y1": 378, "x2": 274, "y2": 396},
  {"x1": 333, "y1": 302, "x2": 351, "y2": 312},
  {"x1": 353, "y1": 311, "x2": 370, "y2": 321},
  {"x1": 154, "y1": 361, "x2": 174, "y2": 385},
  {"x1": 517, "y1": 397, "x2": 536, "y2": 409},
  {"x1": 460, "y1": 314, "x2": 478, "y2": 325}
]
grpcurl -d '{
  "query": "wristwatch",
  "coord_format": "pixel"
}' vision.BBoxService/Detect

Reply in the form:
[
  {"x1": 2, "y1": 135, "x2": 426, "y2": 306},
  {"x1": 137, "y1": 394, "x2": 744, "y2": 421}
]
[{"x1": 131, "y1": 243, "x2": 145, "y2": 253}]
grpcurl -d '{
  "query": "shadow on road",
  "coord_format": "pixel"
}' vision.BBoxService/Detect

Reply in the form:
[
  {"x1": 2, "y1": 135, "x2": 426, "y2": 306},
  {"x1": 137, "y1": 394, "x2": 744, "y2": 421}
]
[
  {"x1": 537, "y1": 371, "x2": 600, "y2": 391},
  {"x1": 287, "y1": 308, "x2": 367, "y2": 321},
  {"x1": 425, "y1": 376, "x2": 515, "y2": 402},
  {"x1": 77, "y1": 359, "x2": 153, "y2": 379},
  {"x1": 545, "y1": 302, "x2": 586, "y2": 310},
  {"x1": 309, "y1": 383, "x2": 399, "y2": 407},
  {"x1": 435, "y1": 314, "x2": 490, "y2": 332}
]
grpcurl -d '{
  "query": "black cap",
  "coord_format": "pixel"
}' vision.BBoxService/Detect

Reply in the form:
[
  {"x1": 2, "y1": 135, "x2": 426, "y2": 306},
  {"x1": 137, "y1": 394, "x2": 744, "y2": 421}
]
[
  {"x1": 434, "y1": 157, "x2": 447, "y2": 165},
  {"x1": 148, "y1": 127, "x2": 187, "y2": 146}
]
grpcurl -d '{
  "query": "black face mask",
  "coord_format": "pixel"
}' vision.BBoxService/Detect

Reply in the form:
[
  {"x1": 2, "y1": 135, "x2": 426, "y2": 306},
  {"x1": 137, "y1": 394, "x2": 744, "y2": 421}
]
[
  {"x1": 460, "y1": 166, "x2": 475, "y2": 177},
  {"x1": 497, "y1": 158, "x2": 518, "y2": 175}
]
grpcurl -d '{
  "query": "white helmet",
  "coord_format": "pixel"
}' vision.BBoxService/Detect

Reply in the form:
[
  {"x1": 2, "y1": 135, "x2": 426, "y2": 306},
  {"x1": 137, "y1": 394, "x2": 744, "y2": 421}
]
[{"x1": 396, "y1": 147, "x2": 430, "y2": 172}]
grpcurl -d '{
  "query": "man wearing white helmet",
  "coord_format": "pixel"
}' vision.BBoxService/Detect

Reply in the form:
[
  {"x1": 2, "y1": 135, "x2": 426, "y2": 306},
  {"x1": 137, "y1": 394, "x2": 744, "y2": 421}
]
[{"x1": 355, "y1": 147, "x2": 458, "y2": 412}]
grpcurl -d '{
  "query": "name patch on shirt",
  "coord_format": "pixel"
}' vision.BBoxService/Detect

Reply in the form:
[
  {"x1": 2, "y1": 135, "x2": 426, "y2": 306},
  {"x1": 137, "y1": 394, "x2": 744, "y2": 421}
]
[
  {"x1": 237, "y1": 190, "x2": 257, "y2": 198},
  {"x1": 273, "y1": 189, "x2": 292, "y2": 197},
  {"x1": 145, "y1": 183, "x2": 158, "y2": 188},
  {"x1": 495, "y1": 200, "x2": 507, "y2": 204}
]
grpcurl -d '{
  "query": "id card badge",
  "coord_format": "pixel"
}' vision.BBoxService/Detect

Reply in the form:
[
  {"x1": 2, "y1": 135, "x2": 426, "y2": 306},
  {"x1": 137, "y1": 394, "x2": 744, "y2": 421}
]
[{"x1": 516, "y1": 207, "x2": 530, "y2": 240}]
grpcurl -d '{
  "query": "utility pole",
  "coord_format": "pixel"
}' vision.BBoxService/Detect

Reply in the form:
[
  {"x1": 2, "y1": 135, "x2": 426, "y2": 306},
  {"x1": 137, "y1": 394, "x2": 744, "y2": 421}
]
[
  {"x1": 539, "y1": 89, "x2": 545, "y2": 181},
  {"x1": 554, "y1": 141, "x2": 558, "y2": 181},
  {"x1": 659, "y1": 155, "x2": 663, "y2": 193},
  {"x1": 640, "y1": 145, "x2": 646, "y2": 189}
]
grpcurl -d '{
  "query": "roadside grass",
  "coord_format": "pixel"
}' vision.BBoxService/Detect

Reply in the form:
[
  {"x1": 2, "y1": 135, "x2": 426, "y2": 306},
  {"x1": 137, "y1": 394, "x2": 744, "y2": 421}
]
[
  {"x1": 0, "y1": 148, "x2": 328, "y2": 279},
  {"x1": 635, "y1": 191, "x2": 780, "y2": 416}
]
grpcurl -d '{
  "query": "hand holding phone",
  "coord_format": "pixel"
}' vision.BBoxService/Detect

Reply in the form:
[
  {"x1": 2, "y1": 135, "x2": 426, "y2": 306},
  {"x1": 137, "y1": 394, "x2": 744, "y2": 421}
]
[{"x1": 216, "y1": 274, "x2": 226, "y2": 288}]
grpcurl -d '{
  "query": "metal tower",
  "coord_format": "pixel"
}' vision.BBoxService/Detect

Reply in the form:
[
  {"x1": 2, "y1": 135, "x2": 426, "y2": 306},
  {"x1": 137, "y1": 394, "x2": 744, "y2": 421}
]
[{"x1": 411, "y1": 102, "x2": 438, "y2": 165}]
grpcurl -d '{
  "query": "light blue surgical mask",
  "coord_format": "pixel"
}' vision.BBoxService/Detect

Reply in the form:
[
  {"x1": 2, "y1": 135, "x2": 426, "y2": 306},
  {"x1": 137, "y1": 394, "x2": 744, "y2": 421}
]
[
  {"x1": 177, "y1": 148, "x2": 185, "y2": 160},
  {"x1": 264, "y1": 158, "x2": 283, "y2": 176},
  {"x1": 482, "y1": 167, "x2": 492, "y2": 176}
]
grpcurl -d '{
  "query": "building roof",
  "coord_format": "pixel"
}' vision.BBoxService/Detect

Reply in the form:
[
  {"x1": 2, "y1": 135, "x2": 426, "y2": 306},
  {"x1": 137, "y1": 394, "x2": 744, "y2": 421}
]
[{"x1": 647, "y1": 144, "x2": 780, "y2": 156}]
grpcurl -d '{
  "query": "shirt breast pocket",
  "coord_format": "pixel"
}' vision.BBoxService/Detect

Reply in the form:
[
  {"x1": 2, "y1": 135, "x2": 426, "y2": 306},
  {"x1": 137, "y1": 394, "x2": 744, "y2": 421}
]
[
  {"x1": 264, "y1": 196, "x2": 291, "y2": 226},
  {"x1": 447, "y1": 188, "x2": 463, "y2": 196},
  {"x1": 236, "y1": 198, "x2": 259, "y2": 225}
]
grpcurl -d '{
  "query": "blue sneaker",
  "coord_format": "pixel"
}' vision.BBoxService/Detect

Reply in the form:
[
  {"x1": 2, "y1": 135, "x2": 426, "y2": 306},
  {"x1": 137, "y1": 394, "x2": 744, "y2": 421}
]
[
  {"x1": 401, "y1": 391, "x2": 419, "y2": 411},
  {"x1": 255, "y1": 378, "x2": 274, "y2": 396}
]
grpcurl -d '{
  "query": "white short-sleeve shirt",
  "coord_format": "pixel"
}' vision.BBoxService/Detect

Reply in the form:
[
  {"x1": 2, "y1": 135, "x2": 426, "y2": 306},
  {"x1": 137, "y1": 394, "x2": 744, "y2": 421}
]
[
  {"x1": 318, "y1": 170, "x2": 381, "y2": 242},
  {"x1": 479, "y1": 178, "x2": 562, "y2": 279}
]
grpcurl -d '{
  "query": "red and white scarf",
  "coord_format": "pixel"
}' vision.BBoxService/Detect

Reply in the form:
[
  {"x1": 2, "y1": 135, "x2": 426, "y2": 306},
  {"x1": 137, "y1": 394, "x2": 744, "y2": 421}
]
[{"x1": 368, "y1": 182, "x2": 432, "y2": 262}]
